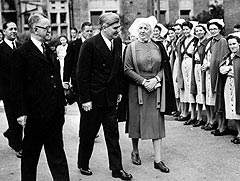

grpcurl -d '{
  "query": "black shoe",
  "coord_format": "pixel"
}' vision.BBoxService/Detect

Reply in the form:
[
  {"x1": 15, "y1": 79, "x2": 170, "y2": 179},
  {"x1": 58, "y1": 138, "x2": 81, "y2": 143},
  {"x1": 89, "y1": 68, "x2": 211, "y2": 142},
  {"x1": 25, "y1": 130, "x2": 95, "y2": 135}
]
[
  {"x1": 112, "y1": 170, "x2": 133, "y2": 180},
  {"x1": 214, "y1": 129, "x2": 231, "y2": 136},
  {"x1": 183, "y1": 118, "x2": 196, "y2": 125},
  {"x1": 79, "y1": 168, "x2": 92, "y2": 176},
  {"x1": 131, "y1": 152, "x2": 141, "y2": 165},
  {"x1": 211, "y1": 129, "x2": 219, "y2": 134},
  {"x1": 204, "y1": 122, "x2": 218, "y2": 131},
  {"x1": 193, "y1": 119, "x2": 205, "y2": 127},
  {"x1": 154, "y1": 161, "x2": 170, "y2": 173}
]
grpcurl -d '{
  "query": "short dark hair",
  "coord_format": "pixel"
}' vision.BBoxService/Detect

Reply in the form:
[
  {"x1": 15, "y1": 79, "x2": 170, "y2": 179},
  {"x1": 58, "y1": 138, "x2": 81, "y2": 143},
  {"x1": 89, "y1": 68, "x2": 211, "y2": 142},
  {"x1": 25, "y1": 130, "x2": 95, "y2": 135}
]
[
  {"x1": 226, "y1": 34, "x2": 240, "y2": 43},
  {"x1": 234, "y1": 24, "x2": 240, "y2": 29},
  {"x1": 70, "y1": 28, "x2": 78, "y2": 32},
  {"x1": 154, "y1": 24, "x2": 162, "y2": 32},
  {"x1": 59, "y1": 35, "x2": 68, "y2": 43},
  {"x1": 194, "y1": 24, "x2": 207, "y2": 35},
  {"x1": 81, "y1": 22, "x2": 92, "y2": 31},
  {"x1": 207, "y1": 21, "x2": 223, "y2": 31},
  {"x1": 174, "y1": 23, "x2": 183, "y2": 29},
  {"x1": 3, "y1": 21, "x2": 15, "y2": 30},
  {"x1": 182, "y1": 21, "x2": 193, "y2": 29}
]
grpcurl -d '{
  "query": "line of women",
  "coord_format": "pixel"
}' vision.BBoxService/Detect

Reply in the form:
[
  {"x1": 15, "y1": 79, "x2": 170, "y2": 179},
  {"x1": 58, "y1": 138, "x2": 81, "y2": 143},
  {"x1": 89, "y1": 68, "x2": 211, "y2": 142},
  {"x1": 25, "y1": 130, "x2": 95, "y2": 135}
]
[{"x1": 169, "y1": 19, "x2": 240, "y2": 144}]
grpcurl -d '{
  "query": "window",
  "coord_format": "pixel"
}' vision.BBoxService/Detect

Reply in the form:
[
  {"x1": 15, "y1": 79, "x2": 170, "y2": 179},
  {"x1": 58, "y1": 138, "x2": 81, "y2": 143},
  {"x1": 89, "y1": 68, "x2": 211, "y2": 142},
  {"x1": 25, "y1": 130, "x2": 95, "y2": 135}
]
[
  {"x1": 61, "y1": 26, "x2": 67, "y2": 36},
  {"x1": 90, "y1": 11, "x2": 102, "y2": 26},
  {"x1": 51, "y1": 26, "x2": 58, "y2": 35},
  {"x1": 50, "y1": 13, "x2": 57, "y2": 24},
  {"x1": 160, "y1": 10, "x2": 166, "y2": 24},
  {"x1": 180, "y1": 10, "x2": 190, "y2": 19},
  {"x1": 24, "y1": 13, "x2": 30, "y2": 25},
  {"x1": 60, "y1": 13, "x2": 66, "y2": 24}
]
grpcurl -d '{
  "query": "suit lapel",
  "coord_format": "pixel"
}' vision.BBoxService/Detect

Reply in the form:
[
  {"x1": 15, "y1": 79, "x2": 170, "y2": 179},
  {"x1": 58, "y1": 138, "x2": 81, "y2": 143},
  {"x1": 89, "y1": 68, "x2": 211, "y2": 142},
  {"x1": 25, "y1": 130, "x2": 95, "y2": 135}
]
[
  {"x1": 95, "y1": 34, "x2": 113, "y2": 63},
  {"x1": 27, "y1": 40, "x2": 52, "y2": 65},
  {"x1": 1, "y1": 41, "x2": 13, "y2": 56}
]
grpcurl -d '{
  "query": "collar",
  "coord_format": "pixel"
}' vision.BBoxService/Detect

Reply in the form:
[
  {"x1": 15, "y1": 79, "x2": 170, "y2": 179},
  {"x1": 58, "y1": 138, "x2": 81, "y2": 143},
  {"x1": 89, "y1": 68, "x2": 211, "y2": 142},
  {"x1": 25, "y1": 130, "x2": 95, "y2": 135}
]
[
  {"x1": 81, "y1": 36, "x2": 86, "y2": 42},
  {"x1": 101, "y1": 32, "x2": 112, "y2": 50},
  {"x1": 4, "y1": 38, "x2": 16, "y2": 49},
  {"x1": 212, "y1": 34, "x2": 222, "y2": 41},
  {"x1": 31, "y1": 36, "x2": 43, "y2": 53},
  {"x1": 235, "y1": 50, "x2": 240, "y2": 58},
  {"x1": 138, "y1": 38, "x2": 151, "y2": 43}
]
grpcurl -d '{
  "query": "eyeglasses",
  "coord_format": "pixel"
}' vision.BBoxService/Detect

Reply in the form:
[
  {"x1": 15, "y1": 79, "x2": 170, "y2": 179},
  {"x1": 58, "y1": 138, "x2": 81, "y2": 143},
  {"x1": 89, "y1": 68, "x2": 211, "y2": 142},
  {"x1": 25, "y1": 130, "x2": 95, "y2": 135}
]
[{"x1": 35, "y1": 25, "x2": 51, "y2": 31}]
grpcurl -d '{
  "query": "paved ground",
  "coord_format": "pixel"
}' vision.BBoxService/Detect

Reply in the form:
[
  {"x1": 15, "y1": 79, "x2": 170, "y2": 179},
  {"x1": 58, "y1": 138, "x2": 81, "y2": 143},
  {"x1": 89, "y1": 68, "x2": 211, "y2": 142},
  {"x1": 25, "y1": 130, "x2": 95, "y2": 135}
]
[{"x1": 0, "y1": 103, "x2": 240, "y2": 181}]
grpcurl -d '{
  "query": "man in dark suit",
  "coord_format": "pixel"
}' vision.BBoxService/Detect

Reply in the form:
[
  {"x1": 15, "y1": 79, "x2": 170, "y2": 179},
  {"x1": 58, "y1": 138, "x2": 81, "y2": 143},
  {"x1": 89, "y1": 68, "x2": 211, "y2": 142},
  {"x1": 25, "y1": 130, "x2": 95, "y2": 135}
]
[
  {"x1": 63, "y1": 21, "x2": 93, "y2": 109},
  {"x1": 10, "y1": 13, "x2": 69, "y2": 181},
  {"x1": 76, "y1": 12, "x2": 132, "y2": 180},
  {"x1": 0, "y1": 21, "x2": 23, "y2": 157}
]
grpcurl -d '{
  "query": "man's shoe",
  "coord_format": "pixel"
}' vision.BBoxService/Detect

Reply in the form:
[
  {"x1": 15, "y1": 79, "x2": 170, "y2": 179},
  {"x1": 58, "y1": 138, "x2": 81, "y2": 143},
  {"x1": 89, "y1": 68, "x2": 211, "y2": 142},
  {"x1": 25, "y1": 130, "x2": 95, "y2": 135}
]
[
  {"x1": 131, "y1": 152, "x2": 141, "y2": 165},
  {"x1": 154, "y1": 161, "x2": 170, "y2": 173},
  {"x1": 79, "y1": 168, "x2": 92, "y2": 176},
  {"x1": 112, "y1": 170, "x2": 133, "y2": 180},
  {"x1": 16, "y1": 150, "x2": 22, "y2": 158}
]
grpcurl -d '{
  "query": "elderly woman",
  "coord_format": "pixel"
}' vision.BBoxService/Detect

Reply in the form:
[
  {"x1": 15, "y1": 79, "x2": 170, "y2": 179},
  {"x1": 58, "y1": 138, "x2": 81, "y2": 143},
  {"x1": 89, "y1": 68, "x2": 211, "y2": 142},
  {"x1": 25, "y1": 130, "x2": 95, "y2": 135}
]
[
  {"x1": 219, "y1": 35, "x2": 240, "y2": 144},
  {"x1": 190, "y1": 25, "x2": 209, "y2": 127},
  {"x1": 178, "y1": 21, "x2": 197, "y2": 125},
  {"x1": 124, "y1": 17, "x2": 176, "y2": 173},
  {"x1": 201, "y1": 20, "x2": 228, "y2": 134}
]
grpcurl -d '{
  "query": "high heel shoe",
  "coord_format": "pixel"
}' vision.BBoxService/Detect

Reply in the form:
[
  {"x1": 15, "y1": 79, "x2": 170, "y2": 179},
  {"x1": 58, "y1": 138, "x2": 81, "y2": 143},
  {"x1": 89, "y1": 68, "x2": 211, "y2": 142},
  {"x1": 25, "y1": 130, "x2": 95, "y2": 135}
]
[
  {"x1": 131, "y1": 152, "x2": 141, "y2": 165},
  {"x1": 154, "y1": 161, "x2": 170, "y2": 173}
]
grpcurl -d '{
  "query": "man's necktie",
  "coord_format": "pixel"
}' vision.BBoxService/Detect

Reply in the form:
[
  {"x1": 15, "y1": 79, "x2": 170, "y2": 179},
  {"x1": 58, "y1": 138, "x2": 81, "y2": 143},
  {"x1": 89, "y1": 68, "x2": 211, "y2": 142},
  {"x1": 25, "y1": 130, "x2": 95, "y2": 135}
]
[
  {"x1": 41, "y1": 43, "x2": 46, "y2": 56},
  {"x1": 12, "y1": 41, "x2": 16, "y2": 50},
  {"x1": 110, "y1": 41, "x2": 113, "y2": 52}
]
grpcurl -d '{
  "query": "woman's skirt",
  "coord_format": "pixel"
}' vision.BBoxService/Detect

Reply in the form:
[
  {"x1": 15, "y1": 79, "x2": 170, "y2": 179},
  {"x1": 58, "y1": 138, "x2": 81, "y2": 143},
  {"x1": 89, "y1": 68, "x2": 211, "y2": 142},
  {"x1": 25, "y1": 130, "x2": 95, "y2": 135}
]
[
  {"x1": 180, "y1": 55, "x2": 195, "y2": 103},
  {"x1": 205, "y1": 69, "x2": 216, "y2": 106},
  {"x1": 224, "y1": 77, "x2": 240, "y2": 120},
  {"x1": 172, "y1": 55, "x2": 180, "y2": 99},
  {"x1": 194, "y1": 64, "x2": 205, "y2": 104}
]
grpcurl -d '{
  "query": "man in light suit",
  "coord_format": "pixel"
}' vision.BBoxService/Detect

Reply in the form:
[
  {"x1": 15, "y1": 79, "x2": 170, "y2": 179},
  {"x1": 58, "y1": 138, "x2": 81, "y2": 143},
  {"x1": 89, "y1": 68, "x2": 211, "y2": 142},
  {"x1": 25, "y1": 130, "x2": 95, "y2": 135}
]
[
  {"x1": 10, "y1": 13, "x2": 69, "y2": 181},
  {"x1": 76, "y1": 12, "x2": 132, "y2": 180},
  {"x1": 0, "y1": 21, "x2": 22, "y2": 157}
]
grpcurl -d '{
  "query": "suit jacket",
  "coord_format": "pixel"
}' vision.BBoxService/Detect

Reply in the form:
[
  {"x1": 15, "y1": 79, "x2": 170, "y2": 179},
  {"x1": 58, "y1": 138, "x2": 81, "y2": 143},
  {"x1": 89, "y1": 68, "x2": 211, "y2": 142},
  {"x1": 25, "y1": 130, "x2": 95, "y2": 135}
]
[
  {"x1": 63, "y1": 38, "x2": 82, "y2": 94},
  {"x1": 0, "y1": 41, "x2": 20, "y2": 99},
  {"x1": 10, "y1": 39, "x2": 65, "y2": 120},
  {"x1": 76, "y1": 33, "x2": 123, "y2": 107}
]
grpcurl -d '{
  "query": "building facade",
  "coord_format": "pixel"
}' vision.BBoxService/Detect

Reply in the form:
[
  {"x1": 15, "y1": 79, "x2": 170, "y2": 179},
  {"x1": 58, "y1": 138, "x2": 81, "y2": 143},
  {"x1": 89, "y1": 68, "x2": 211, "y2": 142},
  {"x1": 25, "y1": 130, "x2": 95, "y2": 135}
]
[{"x1": 0, "y1": 0, "x2": 70, "y2": 38}]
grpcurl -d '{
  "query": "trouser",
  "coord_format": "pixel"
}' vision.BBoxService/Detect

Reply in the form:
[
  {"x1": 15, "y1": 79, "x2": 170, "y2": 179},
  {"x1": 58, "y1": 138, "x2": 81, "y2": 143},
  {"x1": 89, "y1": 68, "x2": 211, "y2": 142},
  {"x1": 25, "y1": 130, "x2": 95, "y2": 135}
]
[
  {"x1": 21, "y1": 116, "x2": 69, "y2": 181},
  {"x1": 78, "y1": 105, "x2": 123, "y2": 171},
  {"x1": 3, "y1": 99, "x2": 22, "y2": 151}
]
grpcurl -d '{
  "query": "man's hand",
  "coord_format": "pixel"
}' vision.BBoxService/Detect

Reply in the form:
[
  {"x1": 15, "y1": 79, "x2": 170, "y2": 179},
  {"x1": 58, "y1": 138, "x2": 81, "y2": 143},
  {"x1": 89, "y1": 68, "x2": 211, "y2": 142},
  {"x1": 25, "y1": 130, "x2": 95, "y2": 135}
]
[
  {"x1": 82, "y1": 101, "x2": 92, "y2": 111},
  {"x1": 63, "y1": 82, "x2": 70, "y2": 89},
  {"x1": 17, "y1": 115, "x2": 27, "y2": 128}
]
